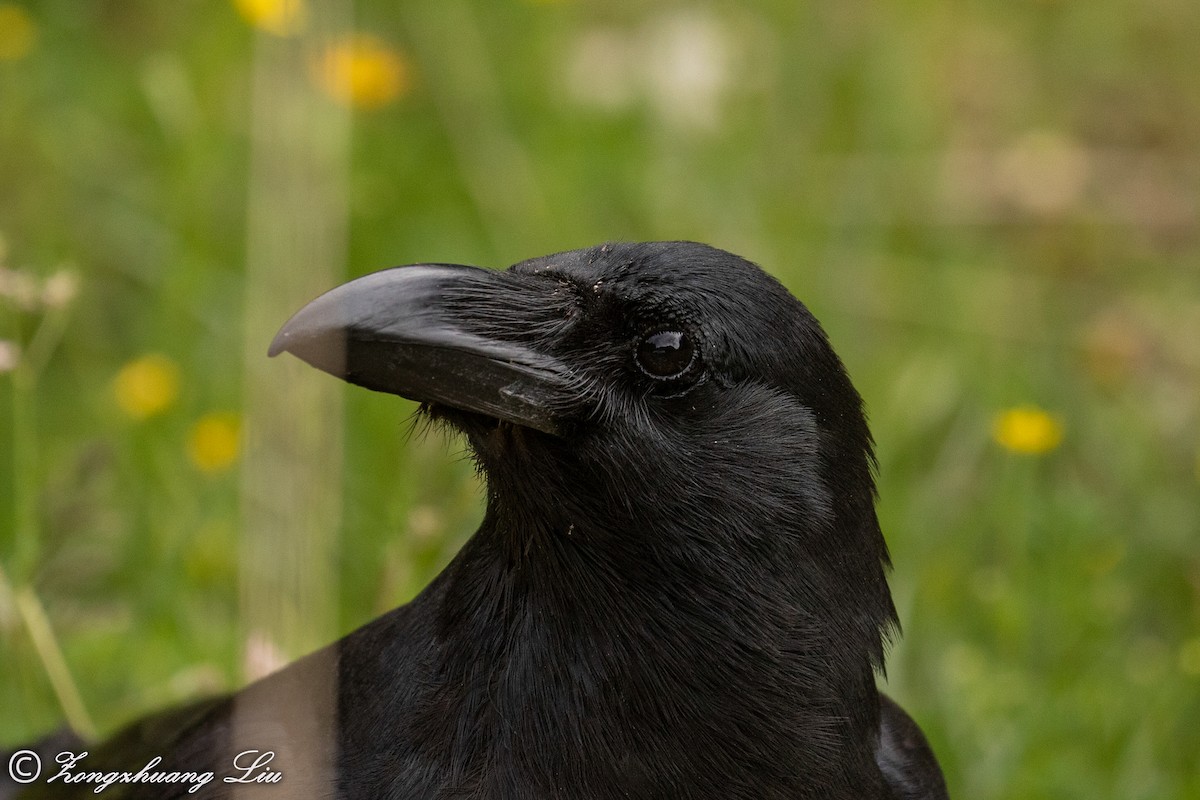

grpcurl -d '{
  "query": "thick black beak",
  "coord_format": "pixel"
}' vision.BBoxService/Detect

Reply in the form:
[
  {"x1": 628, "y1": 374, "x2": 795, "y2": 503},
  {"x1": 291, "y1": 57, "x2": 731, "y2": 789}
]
[{"x1": 269, "y1": 264, "x2": 576, "y2": 436}]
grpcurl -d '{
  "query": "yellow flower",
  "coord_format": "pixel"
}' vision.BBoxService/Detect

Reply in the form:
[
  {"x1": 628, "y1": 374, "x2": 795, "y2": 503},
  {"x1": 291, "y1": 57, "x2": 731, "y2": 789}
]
[
  {"x1": 187, "y1": 412, "x2": 242, "y2": 474},
  {"x1": 113, "y1": 354, "x2": 181, "y2": 419},
  {"x1": 312, "y1": 33, "x2": 410, "y2": 110},
  {"x1": 992, "y1": 405, "x2": 1063, "y2": 455},
  {"x1": 0, "y1": 3, "x2": 37, "y2": 62},
  {"x1": 232, "y1": 0, "x2": 306, "y2": 37}
]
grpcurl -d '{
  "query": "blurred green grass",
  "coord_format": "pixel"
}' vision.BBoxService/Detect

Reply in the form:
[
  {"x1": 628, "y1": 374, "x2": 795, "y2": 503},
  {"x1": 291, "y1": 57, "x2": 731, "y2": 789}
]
[{"x1": 2, "y1": 1, "x2": 1199, "y2": 798}]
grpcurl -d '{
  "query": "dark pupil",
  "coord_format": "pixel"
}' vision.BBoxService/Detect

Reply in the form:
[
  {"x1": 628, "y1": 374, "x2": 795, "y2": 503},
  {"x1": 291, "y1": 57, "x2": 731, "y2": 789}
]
[{"x1": 637, "y1": 330, "x2": 694, "y2": 378}]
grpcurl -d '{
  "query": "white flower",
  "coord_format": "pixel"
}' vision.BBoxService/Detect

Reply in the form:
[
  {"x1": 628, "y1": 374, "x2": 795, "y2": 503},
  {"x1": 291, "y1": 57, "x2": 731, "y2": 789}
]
[
  {"x1": 42, "y1": 269, "x2": 79, "y2": 310},
  {"x1": 0, "y1": 340, "x2": 19, "y2": 374},
  {"x1": 564, "y1": 10, "x2": 736, "y2": 131}
]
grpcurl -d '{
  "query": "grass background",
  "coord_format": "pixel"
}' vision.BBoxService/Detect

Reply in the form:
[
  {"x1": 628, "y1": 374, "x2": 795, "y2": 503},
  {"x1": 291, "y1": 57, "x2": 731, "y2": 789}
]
[{"x1": 2, "y1": 1, "x2": 1199, "y2": 797}]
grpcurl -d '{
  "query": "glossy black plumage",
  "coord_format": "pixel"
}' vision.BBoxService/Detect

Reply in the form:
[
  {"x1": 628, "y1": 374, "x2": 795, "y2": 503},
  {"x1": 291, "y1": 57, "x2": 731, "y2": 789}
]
[{"x1": 3, "y1": 242, "x2": 947, "y2": 799}]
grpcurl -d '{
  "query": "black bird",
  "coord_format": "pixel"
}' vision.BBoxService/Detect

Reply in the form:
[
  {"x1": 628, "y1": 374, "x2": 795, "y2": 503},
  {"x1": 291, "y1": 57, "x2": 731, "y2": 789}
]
[{"x1": 3, "y1": 242, "x2": 947, "y2": 799}]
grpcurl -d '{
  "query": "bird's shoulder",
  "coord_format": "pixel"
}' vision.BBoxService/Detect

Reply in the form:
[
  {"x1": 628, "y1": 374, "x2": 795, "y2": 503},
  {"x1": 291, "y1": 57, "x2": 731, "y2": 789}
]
[{"x1": 874, "y1": 694, "x2": 949, "y2": 800}]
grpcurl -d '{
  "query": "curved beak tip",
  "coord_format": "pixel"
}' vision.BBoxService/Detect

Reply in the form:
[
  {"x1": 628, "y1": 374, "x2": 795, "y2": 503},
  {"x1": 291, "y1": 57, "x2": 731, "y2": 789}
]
[
  {"x1": 267, "y1": 331, "x2": 289, "y2": 358},
  {"x1": 268, "y1": 303, "x2": 337, "y2": 362}
]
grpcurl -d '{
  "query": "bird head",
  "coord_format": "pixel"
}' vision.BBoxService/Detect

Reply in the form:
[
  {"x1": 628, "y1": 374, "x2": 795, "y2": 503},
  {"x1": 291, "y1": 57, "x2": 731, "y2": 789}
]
[{"x1": 271, "y1": 240, "x2": 896, "y2": 693}]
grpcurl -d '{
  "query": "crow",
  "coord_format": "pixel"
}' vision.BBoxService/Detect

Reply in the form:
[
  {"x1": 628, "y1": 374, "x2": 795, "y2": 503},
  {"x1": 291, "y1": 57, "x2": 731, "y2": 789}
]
[{"x1": 3, "y1": 241, "x2": 947, "y2": 799}]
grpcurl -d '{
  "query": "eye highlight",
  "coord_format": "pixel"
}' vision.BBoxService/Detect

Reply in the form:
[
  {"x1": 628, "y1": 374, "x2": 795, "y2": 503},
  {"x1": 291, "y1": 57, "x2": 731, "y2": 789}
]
[{"x1": 635, "y1": 330, "x2": 696, "y2": 380}]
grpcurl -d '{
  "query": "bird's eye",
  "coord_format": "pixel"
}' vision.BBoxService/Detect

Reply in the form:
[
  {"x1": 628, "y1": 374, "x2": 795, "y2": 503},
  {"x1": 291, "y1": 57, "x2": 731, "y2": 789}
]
[{"x1": 635, "y1": 330, "x2": 696, "y2": 380}]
